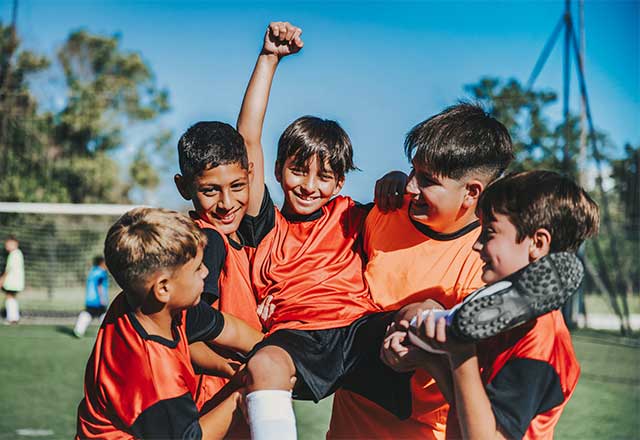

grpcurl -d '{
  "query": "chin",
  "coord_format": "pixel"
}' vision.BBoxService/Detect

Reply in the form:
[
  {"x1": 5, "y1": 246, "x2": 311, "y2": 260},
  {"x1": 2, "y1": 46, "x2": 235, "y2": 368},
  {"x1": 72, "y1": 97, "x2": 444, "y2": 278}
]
[
  {"x1": 219, "y1": 223, "x2": 241, "y2": 237},
  {"x1": 481, "y1": 270, "x2": 500, "y2": 284},
  {"x1": 409, "y1": 212, "x2": 431, "y2": 226}
]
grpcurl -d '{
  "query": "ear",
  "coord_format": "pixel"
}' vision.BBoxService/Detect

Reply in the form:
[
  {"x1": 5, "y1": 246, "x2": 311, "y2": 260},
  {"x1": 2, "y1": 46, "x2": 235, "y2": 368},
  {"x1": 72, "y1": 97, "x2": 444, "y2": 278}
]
[
  {"x1": 462, "y1": 179, "x2": 484, "y2": 209},
  {"x1": 331, "y1": 176, "x2": 345, "y2": 197},
  {"x1": 529, "y1": 228, "x2": 552, "y2": 261},
  {"x1": 149, "y1": 272, "x2": 172, "y2": 305},
  {"x1": 274, "y1": 162, "x2": 283, "y2": 183},
  {"x1": 174, "y1": 174, "x2": 192, "y2": 201}
]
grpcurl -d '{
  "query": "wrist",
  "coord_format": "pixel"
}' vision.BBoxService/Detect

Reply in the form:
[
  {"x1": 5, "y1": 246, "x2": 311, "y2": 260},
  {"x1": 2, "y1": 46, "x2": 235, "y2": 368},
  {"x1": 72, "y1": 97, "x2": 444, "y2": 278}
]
[
  {"x1": 448, "y1": 345, "x2": 477, "y2": 369},
  {"x1": 258, "y1": 51, "x2": 281, "y2": 64}
]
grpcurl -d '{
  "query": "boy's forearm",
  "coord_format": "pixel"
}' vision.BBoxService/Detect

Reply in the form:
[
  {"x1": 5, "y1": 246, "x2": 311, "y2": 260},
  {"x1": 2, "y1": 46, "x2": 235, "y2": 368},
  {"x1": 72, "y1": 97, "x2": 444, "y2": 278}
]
[
  {"x1": 199, "y1": 390, "x2": 242, "y2": 439},
  {"x1": 215, "y1": 312, "x2": 263, "y2": 353},
  {"x1": 189, "y1": 341, "x2": 237, "y2": 378},
  {"x1": 237, "y1": 52, "x2": 279, "y2": 215},
  {"x1": 450, "y1": 354, "x2": 507, "y2": 439},
  {"x1": 237, "y1": 53, "x2": 279, "y2": 149},
  {"x1": 424, "y1": 355, "x2": 455, "y2": 404}
]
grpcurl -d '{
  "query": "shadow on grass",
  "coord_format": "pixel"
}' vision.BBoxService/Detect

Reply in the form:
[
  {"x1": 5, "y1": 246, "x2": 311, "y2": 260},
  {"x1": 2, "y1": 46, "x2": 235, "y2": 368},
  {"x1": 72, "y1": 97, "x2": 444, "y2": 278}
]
[{"x1": 55, "y1": 325, "x2": 77, "y2": 338}]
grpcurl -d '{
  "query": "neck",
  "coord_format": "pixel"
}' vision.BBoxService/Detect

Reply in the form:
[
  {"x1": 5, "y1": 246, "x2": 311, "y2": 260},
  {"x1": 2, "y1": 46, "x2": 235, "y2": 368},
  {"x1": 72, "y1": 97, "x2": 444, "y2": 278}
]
[
  {"x1": 133, "y1": 306, "x2": 175, "y2": 340},
  {"x1": 433, "y1": 210, "x2": 479, "y2": 235}
]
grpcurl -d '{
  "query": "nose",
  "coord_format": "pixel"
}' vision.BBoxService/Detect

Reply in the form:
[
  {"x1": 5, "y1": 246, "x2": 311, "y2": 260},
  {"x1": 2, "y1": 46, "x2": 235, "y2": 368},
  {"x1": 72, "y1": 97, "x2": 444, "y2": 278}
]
[
  {"x1": 406, "y1": 172, "x2": 419, "y2": 195},
  {"x1": 472, "y1": 238, "x2": 483, "y2": 253},
  {"x1": 217, "y1": 189, "x2": 233, "y2": 210},
  {"x1": 300, "y1": 175, "x2": 318, "y2": 194},
  {"x1": 201, "y1": 264, "x2": 209, "y2": 279}
]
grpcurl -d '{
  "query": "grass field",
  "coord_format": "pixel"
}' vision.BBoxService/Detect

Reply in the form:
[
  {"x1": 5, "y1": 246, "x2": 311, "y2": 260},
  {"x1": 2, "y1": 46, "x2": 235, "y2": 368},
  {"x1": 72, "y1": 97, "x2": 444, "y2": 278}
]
[
  {"x1": 0, "y1": 325, "x2": 637, "y2": 439},
  {"x1": 14, "y1": 287, "x2": 640, "y2": 315}
]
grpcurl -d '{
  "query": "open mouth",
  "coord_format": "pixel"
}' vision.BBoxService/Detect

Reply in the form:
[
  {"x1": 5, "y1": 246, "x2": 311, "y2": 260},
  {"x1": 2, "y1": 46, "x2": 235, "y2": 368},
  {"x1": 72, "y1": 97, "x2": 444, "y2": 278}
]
[
  {"x1": 213, "y1": 208, "x2": 239, "y2": 225},
  {"x1": 293, "y1": 192, "x2": 319, "y2": 203}
]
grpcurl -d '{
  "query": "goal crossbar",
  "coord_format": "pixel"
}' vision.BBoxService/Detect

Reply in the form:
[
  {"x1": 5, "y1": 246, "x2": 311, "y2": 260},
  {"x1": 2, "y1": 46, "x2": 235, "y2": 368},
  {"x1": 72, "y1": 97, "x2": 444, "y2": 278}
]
[{"x1": 0, "y1": 202, "x2": 147, "y2": 216}]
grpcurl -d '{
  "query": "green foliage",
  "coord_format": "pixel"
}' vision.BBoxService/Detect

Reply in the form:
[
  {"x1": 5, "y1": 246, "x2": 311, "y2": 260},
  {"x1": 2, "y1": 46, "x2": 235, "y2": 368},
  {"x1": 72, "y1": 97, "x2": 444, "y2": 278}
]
[
  {"x1": 463, "y1": 76, "x2": 613, "y2": 179},
  {"x1": 0, "y1": 23, "x2": 170, "y2": 205},
  {"x1": 610, "y1": 144, "x2": 640, "y2": 293}
]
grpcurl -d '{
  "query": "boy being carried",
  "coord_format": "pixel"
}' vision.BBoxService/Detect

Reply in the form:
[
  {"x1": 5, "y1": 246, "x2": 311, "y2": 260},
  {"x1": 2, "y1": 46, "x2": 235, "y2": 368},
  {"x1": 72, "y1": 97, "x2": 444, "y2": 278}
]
[
  {"x1": 236, "y1": 22, "x2": 413, "y2": 440},
  {"x1": 405, "y1": 170, "x2": 599, "y2": 439},
  {"x1": 76, "y1": 208, "x2": 263, "y2": 439}
]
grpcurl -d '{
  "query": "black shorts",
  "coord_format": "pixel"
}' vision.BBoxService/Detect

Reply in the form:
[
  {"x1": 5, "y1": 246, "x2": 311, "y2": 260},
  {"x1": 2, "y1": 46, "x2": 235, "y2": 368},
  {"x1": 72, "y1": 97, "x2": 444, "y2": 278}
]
[
  {"x1": 248, "y1": 311, "x2": 412, "y2": 419},
  {"x1": 86, "y1": 305, "x2": 107, "y2": 317},
  {"x1": 2, "y1": 288, "x2": 20, "y2": 295}
]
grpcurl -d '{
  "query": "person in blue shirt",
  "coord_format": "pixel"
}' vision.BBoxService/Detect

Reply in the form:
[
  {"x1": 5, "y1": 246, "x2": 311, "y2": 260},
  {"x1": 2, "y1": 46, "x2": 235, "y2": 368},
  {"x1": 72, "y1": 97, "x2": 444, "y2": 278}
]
[{"x1": 73, "y1": 256, "x2": 109, "y2": 338}]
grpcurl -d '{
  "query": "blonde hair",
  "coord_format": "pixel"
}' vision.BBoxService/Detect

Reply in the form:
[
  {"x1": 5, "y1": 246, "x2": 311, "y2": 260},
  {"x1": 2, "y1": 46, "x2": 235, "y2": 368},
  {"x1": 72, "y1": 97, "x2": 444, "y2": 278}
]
[{"x1": 104, "y1": 208, "x2": 207, "y2": 299}]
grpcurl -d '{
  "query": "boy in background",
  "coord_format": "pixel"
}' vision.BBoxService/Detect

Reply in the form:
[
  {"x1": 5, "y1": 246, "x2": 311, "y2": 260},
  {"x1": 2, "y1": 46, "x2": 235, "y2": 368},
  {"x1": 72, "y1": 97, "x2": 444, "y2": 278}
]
[
  {"x1": 328, "y1": 103, "x2": 514, "y2": 439},
  {"x1": 73, "y1": 256, "x2": 109, "y2": 338},
  {"x1": 407, "y1": 170, "x2": 598, "y2": 439},
  {"x1": 76, "y1": 208, "x2": 263, "y2": 439},
  {"x1": 1, "y1": 235, "x2": 24, "y2": 324}
]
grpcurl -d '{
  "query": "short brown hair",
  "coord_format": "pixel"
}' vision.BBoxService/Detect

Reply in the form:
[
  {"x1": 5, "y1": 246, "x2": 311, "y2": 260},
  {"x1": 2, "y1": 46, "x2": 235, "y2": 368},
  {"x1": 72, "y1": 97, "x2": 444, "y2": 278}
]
[
  {"x1": 276, "y1": 116, "x2": 356, "y2": 179},
  {"x1": 405, "y1": 103, "x2": 514, "y2": 181},
  {"x1": 477, "y1": 170, "x2": 600, "y2": 252},
  {"x1": 104, "y1": 208, "x2": 207, "y2": 299}
]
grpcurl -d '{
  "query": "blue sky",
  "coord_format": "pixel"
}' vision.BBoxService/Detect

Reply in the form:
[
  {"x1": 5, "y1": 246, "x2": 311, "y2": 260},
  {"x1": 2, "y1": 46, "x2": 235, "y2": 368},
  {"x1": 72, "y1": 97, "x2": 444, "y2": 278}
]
[{"x1": 4, "y1": 0, "x2": 638, "y2": 207}]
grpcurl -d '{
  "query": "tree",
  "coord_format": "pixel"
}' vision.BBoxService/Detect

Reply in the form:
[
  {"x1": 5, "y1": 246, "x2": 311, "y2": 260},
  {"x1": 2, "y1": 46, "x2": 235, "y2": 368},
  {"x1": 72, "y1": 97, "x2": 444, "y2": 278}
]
[
  {"x1": 0, "y1": 24, "x2": 171, "y2": 204},
  {"x1": 466, "y1": 76, "x2": 635, "y2": 333},
  {"x1": 610, "y1": 144, "x2": 640, "y2": 294}
]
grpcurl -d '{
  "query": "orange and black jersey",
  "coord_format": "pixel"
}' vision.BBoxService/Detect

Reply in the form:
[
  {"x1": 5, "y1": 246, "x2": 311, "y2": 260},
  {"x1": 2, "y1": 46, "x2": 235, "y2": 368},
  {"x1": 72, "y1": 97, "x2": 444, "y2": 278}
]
[
  {"x1": 446, "y1": 311, "x2": 580, "y2": 440},
  {"x1": 190, "y1": 212, "x2": 261, "y2": 331},
  {"x1": 239, "y1": 191, "x2": 379, "y2": 333},
  {"x1": 76, "y1": 294, "x2": 225, "y2": 440}
]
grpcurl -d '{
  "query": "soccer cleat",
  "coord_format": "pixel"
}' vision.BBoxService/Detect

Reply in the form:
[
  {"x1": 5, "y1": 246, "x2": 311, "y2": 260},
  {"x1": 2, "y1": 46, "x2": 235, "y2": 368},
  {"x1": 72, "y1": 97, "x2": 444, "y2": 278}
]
[
  {"x1": 449, "y1": 252, "x2": 584, "y2": 341},
  {"x1": 407, "y1": 252, "x2": 584, "y2": 347}
]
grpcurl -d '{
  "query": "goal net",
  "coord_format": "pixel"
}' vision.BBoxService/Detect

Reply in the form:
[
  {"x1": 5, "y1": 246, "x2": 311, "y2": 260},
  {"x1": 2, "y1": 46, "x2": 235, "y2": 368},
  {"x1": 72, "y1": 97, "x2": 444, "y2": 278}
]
[{"x1": 0, "y1": 202, "x2": 143, "y2": 315}]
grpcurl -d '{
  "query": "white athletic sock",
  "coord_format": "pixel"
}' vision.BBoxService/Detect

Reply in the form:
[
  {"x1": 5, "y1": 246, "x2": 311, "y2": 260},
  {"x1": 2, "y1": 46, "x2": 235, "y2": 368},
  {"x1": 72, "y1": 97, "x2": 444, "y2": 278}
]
[
  {"x1": 74, "y1": 311, "x2": 92, "y2": 337},
  {"x1": 246, "y1": 390, "x2": 296, "y2": 440},
  {"x1": 5, "y1": 296, "x2": 19, "y2": 322}
]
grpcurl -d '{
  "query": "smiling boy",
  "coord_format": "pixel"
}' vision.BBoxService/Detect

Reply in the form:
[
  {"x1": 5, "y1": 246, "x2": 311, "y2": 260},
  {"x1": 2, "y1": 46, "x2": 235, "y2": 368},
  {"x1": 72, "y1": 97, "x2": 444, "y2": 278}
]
[{"x1": 407, "y1": 170, "x2": 599, "y2": 439}]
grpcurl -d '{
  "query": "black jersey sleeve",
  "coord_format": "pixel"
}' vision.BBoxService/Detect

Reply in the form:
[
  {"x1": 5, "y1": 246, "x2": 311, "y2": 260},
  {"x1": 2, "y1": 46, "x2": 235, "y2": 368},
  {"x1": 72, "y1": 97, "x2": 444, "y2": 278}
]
[
  {"x1": 486, "y1": 357, "x2": 565, "y2": 439},
  {"x1": 201, "y1": 228, "x2": 227, "y2": 304},
  {"x1": 355, "y1": 201, "x2": 375, "y2": 213},
  {"x1": 239, "y1": 185, "x2": 276, "y2": 247},
  {"x1": 185, "y1": 300, "x2": 225, "y2": 343},
  {"x1": 129, "y1": 392, "x2": 202, "y2": 439}
]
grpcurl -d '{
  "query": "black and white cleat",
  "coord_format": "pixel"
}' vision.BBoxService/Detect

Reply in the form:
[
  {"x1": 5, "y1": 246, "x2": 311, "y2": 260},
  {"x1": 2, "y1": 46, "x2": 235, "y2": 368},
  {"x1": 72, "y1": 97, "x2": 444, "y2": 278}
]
[{"x1": 449, "y1": 252, "x2": 584, "y2": 341}]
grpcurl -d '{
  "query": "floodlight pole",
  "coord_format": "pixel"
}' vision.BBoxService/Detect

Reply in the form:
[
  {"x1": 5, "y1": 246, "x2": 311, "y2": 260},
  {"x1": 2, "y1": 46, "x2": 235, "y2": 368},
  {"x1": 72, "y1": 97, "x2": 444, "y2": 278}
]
[{"x1": 562, "y1": 0, "x2": 572, "y2": 175}]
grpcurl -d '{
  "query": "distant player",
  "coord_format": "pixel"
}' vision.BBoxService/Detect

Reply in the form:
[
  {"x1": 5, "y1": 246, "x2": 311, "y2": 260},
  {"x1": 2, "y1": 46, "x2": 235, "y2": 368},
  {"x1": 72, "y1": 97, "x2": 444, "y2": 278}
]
[
  {"x1": 76, "y1": 208, "x2": 263, "y2": 439},
  {"x1": 1, "y1": 235, "x2": 24, "y2": 324},
  {"x1": 400, "y1": 171, "x2": 599, "y2": 439},
  {"x1": 73, "y1": 256, "x2": 109, "y2": 338}
]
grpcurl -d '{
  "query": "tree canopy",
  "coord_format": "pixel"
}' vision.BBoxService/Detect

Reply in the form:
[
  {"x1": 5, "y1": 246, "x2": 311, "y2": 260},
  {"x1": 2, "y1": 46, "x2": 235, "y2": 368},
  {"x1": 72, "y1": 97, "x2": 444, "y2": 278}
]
[{"x1": 0, "y1": 23, "x2": 170, "y2": 203}]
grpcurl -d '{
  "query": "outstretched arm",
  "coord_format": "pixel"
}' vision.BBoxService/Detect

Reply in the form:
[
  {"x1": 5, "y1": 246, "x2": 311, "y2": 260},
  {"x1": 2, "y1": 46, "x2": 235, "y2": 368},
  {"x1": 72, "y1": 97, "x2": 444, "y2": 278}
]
[{"x1": 237, "y1": 21, "x2": 303, "y2": 216}]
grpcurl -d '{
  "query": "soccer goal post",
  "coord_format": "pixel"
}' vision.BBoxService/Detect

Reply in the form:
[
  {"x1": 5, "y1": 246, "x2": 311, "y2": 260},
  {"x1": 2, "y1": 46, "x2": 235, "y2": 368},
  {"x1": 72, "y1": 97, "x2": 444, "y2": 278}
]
[{"x1": 0, "y1": 202, "x2": 144, "y2": 308}]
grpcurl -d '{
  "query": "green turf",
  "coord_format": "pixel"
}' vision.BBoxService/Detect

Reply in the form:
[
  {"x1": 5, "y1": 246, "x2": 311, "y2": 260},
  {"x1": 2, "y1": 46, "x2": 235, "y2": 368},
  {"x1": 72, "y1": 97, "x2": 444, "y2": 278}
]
[{"x1": 0, "y1": 326, "x2": 637, "y2": 439}]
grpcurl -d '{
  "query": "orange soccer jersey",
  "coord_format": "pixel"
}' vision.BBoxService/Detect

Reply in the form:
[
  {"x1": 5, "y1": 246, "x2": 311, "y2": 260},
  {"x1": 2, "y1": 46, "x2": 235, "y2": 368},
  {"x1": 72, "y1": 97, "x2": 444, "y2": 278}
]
[
  {"x1": 190, "y1": 216, "x2": 262, "y2": 420},
  {"x1": 249, "y1": 195, "x2": 379, "y2": 333},
  {"x1": 446, "y1": 310, "x2": 580, "y2": 439},
  {"x1": 328, "y1": 199, "x2": 484, "y2": 440},
  {"x1": 76, "y1": 295, "x2": 225, "y2": 439}
]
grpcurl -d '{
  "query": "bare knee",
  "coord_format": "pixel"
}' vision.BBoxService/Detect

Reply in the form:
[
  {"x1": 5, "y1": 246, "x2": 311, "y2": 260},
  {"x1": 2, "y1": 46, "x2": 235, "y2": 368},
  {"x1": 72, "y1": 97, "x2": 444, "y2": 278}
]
[{"x1": 246, "y1": 346, "x2": 296, "y2": 391}]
